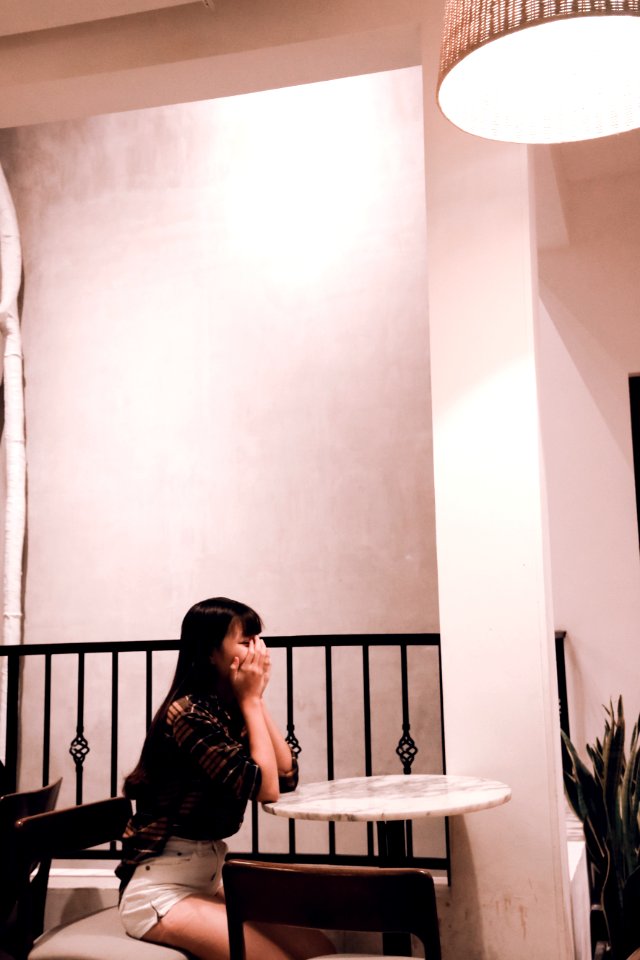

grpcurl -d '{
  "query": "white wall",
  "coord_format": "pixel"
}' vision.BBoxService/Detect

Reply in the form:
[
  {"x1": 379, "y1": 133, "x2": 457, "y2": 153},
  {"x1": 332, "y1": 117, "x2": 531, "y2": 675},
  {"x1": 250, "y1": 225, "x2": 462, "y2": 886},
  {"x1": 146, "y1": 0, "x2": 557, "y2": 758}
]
[
  {"x1": 537, "y1": 166, "x2": 640, "y2": 749},
  {"x1": 0, "y1": 67, "x2": 436, "y2": 644},
  {"x1": 0, "y1": 67, "x2": 440, "y2": 812}
]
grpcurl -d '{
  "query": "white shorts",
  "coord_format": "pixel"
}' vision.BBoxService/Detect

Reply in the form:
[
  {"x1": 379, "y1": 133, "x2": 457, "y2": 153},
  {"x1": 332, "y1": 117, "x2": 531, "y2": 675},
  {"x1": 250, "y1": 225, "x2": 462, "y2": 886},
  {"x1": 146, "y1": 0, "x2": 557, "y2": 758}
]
[{"x1": 119, "y1": 836, "x2": 228, "y2": 940}]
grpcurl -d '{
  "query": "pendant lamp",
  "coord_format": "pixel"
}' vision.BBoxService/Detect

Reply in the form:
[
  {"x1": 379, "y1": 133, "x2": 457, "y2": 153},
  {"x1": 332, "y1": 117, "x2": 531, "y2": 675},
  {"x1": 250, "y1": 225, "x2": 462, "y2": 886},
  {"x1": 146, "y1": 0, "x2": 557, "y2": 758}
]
[{"x1": 437, "y1": 0, "x2": 640, "y2": 144}]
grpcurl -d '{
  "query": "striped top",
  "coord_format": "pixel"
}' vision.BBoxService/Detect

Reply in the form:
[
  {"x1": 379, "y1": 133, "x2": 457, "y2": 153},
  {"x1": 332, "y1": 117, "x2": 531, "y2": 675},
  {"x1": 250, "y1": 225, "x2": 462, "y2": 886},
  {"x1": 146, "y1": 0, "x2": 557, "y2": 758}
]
[{"x1": 116, "y1": 693, "x2": 298, "y2": 890}]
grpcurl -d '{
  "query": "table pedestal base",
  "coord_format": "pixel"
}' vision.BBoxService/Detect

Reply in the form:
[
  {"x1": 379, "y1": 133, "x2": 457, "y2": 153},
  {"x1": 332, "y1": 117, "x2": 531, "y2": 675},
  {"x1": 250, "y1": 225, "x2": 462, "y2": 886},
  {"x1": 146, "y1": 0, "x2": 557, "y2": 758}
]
[{"x1": 376, "y1": 821, "x2": 411, "y2": 957}]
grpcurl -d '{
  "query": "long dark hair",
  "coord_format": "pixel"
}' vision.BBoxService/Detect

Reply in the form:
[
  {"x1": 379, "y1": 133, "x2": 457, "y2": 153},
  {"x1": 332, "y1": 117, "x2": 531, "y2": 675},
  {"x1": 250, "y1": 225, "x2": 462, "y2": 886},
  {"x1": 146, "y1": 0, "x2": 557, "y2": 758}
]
[{"x1": 123, "y1": 597, "x2": 263, "y2": 797}]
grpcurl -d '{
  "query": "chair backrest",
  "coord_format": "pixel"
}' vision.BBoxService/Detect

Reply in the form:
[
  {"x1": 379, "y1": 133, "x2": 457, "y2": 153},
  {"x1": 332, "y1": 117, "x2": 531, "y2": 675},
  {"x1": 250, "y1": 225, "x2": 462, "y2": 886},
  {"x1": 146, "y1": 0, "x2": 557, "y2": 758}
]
[
  {"x1": 0, "y1": 779, "x2": 63, "y2": 841},
  {"x1": 0, "y1": 760, "x2": 9, "y2": 797},
  {"x1": 0, "y1": 780, "x2": 63, "y2": 926},
  {"x1": 222, "y1": 859, "x2": 441, "y2": 960},
  {"x1": 7, "y1": 796, "x2": 132, "y2": 960}
]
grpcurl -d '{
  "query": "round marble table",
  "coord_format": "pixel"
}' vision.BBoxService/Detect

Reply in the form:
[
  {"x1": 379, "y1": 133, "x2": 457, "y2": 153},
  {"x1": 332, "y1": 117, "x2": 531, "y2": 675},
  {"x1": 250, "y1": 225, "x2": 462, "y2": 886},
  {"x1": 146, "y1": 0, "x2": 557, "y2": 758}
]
[
  {"x1": 263, "y1": 774, "x2": 511, "y2": 957},
  {"x1": 262, "y1": 773, "x2": 512, "y2": 823}
]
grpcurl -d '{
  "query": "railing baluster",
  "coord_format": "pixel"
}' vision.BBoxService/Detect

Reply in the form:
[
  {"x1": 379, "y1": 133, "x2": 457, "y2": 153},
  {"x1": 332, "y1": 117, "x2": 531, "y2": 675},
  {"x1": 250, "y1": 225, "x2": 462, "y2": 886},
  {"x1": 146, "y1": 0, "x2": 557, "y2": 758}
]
[
  {"x1": 438, "y1": 641, "x2": 446, "y2": 775},
  {"x1": 285, "y1": 645, "x2": 301, "y2": 759},
  {"x1": 111, "y1": 651, "x2": 119, "y2": 798},
  {"x1": 397, "y1": 643, "x2": 416, "y2": 856},
  {"x1": 324, "y1": 644, "x2": 335, "y2": 780},
  {"x1": 42, "y1": 652, "x2": 52, "y2": 786},
  {"x1": 362, "y1": 644, "x2": 372, "y2": 776},
  {"x1": 325, "y1": 644, "x2": 335, "y2": 856},
  {"x1": 438, "y1": 641, "x2": 451, "y2": 883},
  {"x1": 395, "y1": 644, "x2": 417, "y2": 774},
  {"x1": 285, "y1": 645, "x2": 298, "y2": 854},
  {"x1": 69, "y1": 652, "x2": 89, "y2": 805},
  {"x1": 109, "y1": 650, "x2": 120, "y2": 853},
  {"x1": 145, "y1": 649, "x2": 153, "y2": 730},
  {"x1": 555, "y1": 631, "x2": 569, "y2": 737},
  {"x1": 362, "y1": 644, "x2": 374, "y2": 856},
  {"x1": 5, "y1": 650, "x2": 20, "y2": 791}
]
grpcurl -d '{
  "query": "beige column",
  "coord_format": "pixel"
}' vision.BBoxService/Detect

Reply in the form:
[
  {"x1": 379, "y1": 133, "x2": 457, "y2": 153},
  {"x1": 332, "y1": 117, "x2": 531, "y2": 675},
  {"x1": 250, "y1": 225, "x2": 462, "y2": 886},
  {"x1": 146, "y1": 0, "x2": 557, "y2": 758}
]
[{"x1": 421, "y1": 9, "x2": 574, "y2": 960}]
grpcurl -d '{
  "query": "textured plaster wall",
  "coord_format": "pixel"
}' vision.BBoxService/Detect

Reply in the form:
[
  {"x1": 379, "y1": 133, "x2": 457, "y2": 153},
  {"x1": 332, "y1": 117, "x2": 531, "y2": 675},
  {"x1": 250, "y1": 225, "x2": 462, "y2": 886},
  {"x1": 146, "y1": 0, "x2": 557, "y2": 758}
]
[
  {"x1": 537, "y1": 169, "x2": 640, "y2": 750},
  {"x1": 0, "y1": 66, "x2": 440, "y2": 825},
  {"x1": 1, "y1": 67, "x2": 435, "y2": 644}
]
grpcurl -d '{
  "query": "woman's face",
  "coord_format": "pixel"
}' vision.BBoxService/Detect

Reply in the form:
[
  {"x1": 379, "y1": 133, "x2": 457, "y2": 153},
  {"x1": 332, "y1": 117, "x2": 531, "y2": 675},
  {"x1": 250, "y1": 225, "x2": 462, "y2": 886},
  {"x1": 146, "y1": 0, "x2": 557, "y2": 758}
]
[{"x1": 211, "y1": 618, "x2": 258, "y2": 679}]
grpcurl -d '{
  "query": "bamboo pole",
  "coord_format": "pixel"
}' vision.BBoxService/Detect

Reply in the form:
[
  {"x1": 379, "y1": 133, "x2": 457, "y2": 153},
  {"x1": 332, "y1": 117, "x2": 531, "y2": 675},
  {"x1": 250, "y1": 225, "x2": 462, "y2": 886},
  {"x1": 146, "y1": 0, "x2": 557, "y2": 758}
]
[{"x1": 0, "y1": 162, "x2": 25, "y2": 762}]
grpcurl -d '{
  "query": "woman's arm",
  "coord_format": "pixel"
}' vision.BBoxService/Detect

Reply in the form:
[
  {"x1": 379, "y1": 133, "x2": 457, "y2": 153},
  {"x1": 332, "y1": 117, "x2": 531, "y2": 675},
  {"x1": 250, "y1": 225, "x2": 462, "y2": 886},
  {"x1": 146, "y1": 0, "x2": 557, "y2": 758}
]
[
  {"x1": 255, "y1": 637, "x2": 295, "y2": 776},
  {"x1": 238, "y1": 699, "x2": 280, "y2": 801},
  {"x1": 231, "y1": 640, "x2": 280, "y2": 802},
  {"x1": 261, "y1": 701, "x2": 295, "y2": 776}
]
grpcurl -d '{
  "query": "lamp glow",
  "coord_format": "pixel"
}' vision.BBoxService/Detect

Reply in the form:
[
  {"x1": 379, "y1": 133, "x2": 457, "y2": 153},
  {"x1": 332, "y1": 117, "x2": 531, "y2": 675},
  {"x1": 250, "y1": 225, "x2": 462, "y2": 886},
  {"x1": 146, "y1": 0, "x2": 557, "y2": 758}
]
[{"x1": 437, "y1": 7, "x2": 640, "y2": 144}]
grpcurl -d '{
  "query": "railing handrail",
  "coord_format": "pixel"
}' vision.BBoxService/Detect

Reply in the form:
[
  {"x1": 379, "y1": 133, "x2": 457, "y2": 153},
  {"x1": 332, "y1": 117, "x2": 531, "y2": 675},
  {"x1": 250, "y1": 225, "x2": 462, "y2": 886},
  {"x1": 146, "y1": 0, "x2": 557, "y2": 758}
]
[{"x1": 0, "y1": 633, "x2": 440, "y2": 657}]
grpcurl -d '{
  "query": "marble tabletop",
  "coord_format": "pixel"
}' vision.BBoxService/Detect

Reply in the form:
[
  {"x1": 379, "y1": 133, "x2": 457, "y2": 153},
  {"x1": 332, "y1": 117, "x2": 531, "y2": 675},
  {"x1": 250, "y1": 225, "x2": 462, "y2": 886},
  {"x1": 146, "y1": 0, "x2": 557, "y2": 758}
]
[{"x1": 262, "y1": 773, "x2": 511, "y2": 822}]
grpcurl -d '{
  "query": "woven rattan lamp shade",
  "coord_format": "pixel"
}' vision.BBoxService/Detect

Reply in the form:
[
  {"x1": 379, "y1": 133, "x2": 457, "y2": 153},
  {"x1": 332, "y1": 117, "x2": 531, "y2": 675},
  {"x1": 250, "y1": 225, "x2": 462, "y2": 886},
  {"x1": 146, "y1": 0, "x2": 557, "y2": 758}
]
[{"x1": 437, "y1": 0, "x2": 640, "y2": 143}]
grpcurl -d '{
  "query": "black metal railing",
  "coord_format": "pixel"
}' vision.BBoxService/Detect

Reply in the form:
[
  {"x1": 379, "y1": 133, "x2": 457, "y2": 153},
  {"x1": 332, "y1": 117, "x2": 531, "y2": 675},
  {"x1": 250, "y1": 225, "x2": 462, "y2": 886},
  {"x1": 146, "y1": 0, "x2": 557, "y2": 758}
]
[
  {"x1": 555, "y1": 630, "x2": 569, "y2": 737},
  {"x1": 0, "y1": 634, "x2": 448, "y2": 873}
]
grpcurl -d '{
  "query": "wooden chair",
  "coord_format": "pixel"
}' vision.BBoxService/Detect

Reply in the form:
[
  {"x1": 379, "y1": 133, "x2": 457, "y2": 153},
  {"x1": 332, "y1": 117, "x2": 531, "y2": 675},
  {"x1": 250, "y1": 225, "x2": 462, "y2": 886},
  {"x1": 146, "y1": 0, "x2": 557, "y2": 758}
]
[
  {"x1": 222, "y1": 858, "x2": 442, "y2": 960},
  {"x1": 0, "y1": 778, "x2": 62, "y2": 849},
  {"x1": 0, "y1": 780, "x2": 63, "y2": 931},
  {"x1": 0, "y1": 760, "x2": 9, "y2": 796},
  {"x1": 8, "y1": 796, "x2": 190, "y2": 960}
]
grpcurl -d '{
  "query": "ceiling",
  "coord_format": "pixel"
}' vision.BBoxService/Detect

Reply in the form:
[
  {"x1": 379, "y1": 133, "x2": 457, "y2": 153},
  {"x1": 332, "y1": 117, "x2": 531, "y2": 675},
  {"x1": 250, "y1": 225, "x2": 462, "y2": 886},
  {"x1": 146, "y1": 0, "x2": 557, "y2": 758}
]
[
  {"x1": 0, "y1": 0, "x2": 424, "y2": 129},
  {"x1": 556, "y1": 127, "x2": 640, "y2": 183},
  {"x1": 0, "y1": 0, "x2": 194, "y2": 36},
  {"x1": 0, "y1": 0, "x2": 637, "y2": 219}
]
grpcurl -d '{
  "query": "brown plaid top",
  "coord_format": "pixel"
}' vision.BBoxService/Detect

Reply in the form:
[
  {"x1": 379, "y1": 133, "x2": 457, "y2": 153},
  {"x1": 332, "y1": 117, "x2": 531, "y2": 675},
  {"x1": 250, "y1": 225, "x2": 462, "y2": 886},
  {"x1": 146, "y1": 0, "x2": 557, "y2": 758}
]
[{"x1": 116, "y1": 693, "x2": 298, "y2": 890}]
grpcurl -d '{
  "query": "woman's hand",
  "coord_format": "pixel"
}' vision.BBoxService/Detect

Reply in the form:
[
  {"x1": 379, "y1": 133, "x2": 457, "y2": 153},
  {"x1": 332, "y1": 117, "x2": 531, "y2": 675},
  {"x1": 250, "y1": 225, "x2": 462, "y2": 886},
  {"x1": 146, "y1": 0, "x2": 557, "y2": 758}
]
[
  {"x1": 256, "y1": 636, "x2": 271, "y2": 696},
  {"x1": 229, "y1": 639, "x2": 267, "y2": 704}
]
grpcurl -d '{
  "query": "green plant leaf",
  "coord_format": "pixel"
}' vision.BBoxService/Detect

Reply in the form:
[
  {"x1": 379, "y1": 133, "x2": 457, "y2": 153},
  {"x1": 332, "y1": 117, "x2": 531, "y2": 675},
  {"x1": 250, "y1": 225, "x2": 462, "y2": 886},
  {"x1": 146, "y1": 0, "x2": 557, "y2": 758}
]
[
  {"x1": 561, "y1": 697, "x2": 640, "y2": 960},
  {"x1": 562, "y1": 731, "x2": 608, "y2": 873}
]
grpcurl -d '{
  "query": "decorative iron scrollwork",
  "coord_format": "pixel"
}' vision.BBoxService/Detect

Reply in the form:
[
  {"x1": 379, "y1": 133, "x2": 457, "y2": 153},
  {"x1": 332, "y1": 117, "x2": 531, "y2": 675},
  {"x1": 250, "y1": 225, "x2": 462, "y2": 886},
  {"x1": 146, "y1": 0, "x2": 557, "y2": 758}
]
[
  {"x1": 69, "y1": 733, "x2": 90, "y2": 766},
  {"x1": 286, "y1": 729, "x2": 302, "y2": 757},
  {"x1": 395, "y1": 728, "x2": 418, "y2": 772}
]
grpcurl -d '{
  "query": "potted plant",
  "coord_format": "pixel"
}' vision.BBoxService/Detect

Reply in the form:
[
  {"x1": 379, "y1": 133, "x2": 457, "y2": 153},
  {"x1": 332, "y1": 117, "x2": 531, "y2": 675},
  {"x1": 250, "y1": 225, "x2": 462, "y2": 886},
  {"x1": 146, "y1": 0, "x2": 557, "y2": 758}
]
[{"x1": 562, "y1": 697, "x2": 640, "y2": 960}]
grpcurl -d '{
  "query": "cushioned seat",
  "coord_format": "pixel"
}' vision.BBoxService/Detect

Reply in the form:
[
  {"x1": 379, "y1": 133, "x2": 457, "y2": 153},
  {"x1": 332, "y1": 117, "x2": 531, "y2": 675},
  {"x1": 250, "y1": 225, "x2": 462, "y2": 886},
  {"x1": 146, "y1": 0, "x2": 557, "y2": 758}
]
[{"x1": 30, "y1": 907, "x2": 188, "y2": 960}]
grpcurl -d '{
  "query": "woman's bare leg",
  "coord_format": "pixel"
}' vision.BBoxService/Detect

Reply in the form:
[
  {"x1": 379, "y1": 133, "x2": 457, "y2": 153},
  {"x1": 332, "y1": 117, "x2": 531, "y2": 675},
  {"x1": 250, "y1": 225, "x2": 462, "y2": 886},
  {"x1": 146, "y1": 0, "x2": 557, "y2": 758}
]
[
  {"x1": 213, "y1": 883, "x2": 336, "y2": 959},
  {"x1": 251, "y1": 922, "x2": 337, "y2": 959},
  {"x1": 142, "y1": 894, "x2": 294, "y2": 960}
]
